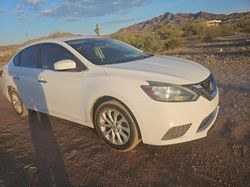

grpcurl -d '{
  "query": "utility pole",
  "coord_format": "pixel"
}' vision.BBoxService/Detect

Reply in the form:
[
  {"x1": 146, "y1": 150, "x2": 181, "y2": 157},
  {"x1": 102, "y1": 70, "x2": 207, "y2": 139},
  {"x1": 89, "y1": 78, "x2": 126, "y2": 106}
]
[{"x1": 25, "y1": 31, "x2": 30, "y2": 41}]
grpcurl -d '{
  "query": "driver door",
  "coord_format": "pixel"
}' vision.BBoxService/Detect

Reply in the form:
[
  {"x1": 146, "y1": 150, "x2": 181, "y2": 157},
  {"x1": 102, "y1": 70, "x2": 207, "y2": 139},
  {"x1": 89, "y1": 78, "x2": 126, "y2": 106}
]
[{"x1": 38, "y1": 43, "x2": 87, "y2": 123}]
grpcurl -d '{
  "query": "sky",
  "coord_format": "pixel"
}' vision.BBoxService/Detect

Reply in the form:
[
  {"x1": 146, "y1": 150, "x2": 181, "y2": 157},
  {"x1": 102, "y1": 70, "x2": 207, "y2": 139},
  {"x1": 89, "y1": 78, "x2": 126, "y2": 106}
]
[{"x1": 0, "y1": 0, "x2": 249, "y2": 45}]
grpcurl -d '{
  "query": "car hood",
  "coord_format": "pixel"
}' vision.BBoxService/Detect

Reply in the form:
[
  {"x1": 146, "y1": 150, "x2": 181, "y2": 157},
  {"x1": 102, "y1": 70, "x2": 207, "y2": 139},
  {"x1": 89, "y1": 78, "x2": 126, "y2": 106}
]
[{"x1": 102, "y1": 55, "x2": 210, "y2": 85}]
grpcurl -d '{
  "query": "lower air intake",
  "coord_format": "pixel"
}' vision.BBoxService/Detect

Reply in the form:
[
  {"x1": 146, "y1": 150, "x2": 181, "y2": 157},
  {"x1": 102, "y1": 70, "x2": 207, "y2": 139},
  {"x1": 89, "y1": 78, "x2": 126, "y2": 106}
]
[
  {"x1": 161, "y1": 124, "x2": 191, "y2": 140},
  {"x1": 197, "y1": 109, "x2": 217, "y2": 132}
]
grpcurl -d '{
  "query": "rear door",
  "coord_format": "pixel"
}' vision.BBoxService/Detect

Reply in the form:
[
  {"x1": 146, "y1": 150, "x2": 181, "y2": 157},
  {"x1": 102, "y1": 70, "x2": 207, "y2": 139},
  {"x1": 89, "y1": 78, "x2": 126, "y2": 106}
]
[
  {"x1": 38, "y1": 43, "x2": 87, "y2": 122},
  {"x1": 11, "y1": 44, "x2": 45, "y2": 110}
]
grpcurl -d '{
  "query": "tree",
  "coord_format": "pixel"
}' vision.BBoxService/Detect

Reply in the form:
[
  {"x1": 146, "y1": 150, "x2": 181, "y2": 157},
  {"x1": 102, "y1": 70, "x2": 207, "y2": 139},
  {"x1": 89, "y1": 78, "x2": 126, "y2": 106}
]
[{"x1": 94, "y1": 24, "x2": 100, "y2": 36}]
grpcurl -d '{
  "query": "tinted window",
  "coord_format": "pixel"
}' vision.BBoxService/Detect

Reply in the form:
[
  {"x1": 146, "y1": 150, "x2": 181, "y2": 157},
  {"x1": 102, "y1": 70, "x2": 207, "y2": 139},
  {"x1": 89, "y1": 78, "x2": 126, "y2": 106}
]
[
  {"x1": 42, "y1": 43, "x2": 85, "y2": 70},
  {"x1": 66, "y1": 38, "x2": 152, "y2": 65},
  {"x1": 20, "y1": 45, "x2": 39, "y2": 68},
  {"x1": 13, "y1": 53, "x2": 20, "y2": 66}
]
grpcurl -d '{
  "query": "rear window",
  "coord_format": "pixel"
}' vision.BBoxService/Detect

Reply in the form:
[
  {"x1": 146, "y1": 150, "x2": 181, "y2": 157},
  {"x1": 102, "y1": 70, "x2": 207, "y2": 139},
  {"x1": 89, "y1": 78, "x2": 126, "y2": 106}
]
[
  {"x1": 20, "y1": 45, "x2": 39, "y2": 68},
  {"x1": 13, "y1": 53, "x2": 20, "y2": 66}
]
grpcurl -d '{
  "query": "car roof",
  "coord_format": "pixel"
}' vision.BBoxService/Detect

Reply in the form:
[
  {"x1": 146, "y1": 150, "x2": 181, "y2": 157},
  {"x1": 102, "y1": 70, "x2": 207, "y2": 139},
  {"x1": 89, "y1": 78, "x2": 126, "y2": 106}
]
[{"x1": 15, "y1": 36, "x2": 111, "y2": 55}]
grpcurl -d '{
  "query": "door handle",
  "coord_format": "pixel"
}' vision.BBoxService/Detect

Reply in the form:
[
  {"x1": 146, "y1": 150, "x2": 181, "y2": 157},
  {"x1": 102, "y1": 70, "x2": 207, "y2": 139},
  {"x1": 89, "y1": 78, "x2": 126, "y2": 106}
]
[{"x1": 38, "y1": 80, "x2": 47, "y2": 84}]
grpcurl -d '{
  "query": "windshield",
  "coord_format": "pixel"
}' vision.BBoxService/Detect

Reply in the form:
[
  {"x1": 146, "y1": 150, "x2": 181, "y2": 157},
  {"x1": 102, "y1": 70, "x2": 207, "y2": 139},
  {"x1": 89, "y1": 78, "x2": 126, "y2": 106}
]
[{"x1": 66, "y1": 38, "x2": 151, "y2": 65}]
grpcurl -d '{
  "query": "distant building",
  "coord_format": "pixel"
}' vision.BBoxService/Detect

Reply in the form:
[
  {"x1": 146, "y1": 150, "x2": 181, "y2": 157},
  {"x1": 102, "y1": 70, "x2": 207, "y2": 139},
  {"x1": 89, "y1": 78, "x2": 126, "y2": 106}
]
[{"x1": 206, "y1": 20, "x2": 222, "y2": 27}]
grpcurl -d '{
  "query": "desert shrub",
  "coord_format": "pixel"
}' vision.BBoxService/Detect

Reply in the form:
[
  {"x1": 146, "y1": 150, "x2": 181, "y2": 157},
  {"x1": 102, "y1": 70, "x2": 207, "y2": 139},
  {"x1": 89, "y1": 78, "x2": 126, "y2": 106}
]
[
  {"x1": 203, "y1": 27, "x2": 222, "y2": 40},
  {"x1": 0, "y1": 54, "x2": 12, "y2": 64},
  {"x1": 183, "y1": 19, "x2": 237, "y2": 41},
  {"x1": 111, "y1": 33, "x2": 129, "y2": 43},
  {"x1": 220, "y1": 24, "x2": 235, "y2": 36},
  {"x1": 0, "y1": 47, "x2": 19, "y2": 65},
  {"x1": 183, "y1": 19, "x2": 207, "y2": 40},
  {"x1": 130, "y1": 35, "x2": 158, "y2": 53},
  {"x1": 203, "y1": 24, "x2": 236, "y2": 40},
  {"x1": 157, "y1": 25, "x2": 183, "y2": 40},
  {"x1": 127, "y1": 35, "x2": 145, "y2": 49},
  {"x1": 144, "y1": 36, "x2": 159, "y2": 53},
  {"x1": 156, "y1": 25, "x2": 184, "y2": 50},
  {"x1": 111, "y1": 34, "x2": 159, "y2": 53},
  {"x1": 163, "y1": 37, "x2": 184, "y2": 50},
  {"x1": 236, "y1": 18, "x2": 250, "y2": 33}
]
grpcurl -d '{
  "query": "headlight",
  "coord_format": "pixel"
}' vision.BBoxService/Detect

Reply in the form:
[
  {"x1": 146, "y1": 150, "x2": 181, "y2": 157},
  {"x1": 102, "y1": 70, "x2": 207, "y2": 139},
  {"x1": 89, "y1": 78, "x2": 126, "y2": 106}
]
[{"x1": 141, "y1": 81, "x2": 199, "y2": 102}]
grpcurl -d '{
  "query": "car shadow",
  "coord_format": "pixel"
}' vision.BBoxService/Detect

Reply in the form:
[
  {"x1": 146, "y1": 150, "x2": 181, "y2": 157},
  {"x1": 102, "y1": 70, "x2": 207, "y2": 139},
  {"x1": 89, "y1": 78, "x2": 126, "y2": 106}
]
[
  {"x1": 10, "y1": 66, "x2": 71, "y2": 186},
  {"x1": 219, "y1": 83, "x2": 250, "y2": 94},
  {"x1": 0, "y1": 150, "x2": 29, "y2": 186},
  {"x1": 28, "y1": 112, "x2": 71, "y2": 186}
]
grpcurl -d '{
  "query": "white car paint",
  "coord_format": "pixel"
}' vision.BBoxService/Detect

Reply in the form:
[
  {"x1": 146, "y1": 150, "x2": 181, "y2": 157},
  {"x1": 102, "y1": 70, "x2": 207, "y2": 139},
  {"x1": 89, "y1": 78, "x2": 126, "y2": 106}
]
[
  {"x1": 1, "y1": 37, "x2": 219, "y2": 146},
  {"x1": 103, "y1": 55, "x2": 210, "y2": 85}
]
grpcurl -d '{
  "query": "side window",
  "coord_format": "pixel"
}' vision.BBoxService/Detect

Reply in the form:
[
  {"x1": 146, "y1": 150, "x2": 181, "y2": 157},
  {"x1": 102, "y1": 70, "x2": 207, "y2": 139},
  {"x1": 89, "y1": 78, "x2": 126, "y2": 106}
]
[
  {"x1": 42, "y1": 43, "x2": 85, "y2": 71},
  {"x1": 20, "y1": 45, "x2": 39, "y2": 68},
  {"x1": 13, "y1": 53, "x2": 20, "y2": 66}
]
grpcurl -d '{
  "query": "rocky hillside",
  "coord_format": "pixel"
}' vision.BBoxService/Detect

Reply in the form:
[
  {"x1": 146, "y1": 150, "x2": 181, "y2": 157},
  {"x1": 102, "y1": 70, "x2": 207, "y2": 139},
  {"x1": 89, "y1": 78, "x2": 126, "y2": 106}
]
[{"x1": 116, "y1": 11, "x2": 250, "y2": 34}]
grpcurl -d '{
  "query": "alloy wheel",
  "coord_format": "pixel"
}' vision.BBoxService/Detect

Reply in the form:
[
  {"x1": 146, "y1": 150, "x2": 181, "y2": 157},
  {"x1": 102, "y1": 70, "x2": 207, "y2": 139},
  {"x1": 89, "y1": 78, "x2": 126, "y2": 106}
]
[
  {"x1": 11, "y1": 92, "x2": 23, "y2": 114},
  {"x1": 99, "y1": 108, "x2": 131, "y2": 145}
]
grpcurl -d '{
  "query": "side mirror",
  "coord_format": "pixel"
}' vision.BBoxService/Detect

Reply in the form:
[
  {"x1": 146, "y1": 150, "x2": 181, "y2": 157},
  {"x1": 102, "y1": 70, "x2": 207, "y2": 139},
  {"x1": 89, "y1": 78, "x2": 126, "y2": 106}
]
[{"x1": 54, "y1": 59, "x2": 76, "y2": 71}]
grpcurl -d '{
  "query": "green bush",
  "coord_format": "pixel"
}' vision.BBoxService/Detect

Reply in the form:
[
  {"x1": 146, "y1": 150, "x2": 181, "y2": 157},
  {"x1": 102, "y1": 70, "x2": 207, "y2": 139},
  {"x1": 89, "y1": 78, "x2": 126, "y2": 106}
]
[
  {"x1": 111, "y1": 34, "x2": 159, "y2": 53},
  {"x1": 236, "y1": 18, "x2": 250, "y2": 33},
  {"x1": 183, "y1": 19, "x2": 207, "y2": 39},
  {"x1": 164, "y1": 37, "x2": 184, "y2": 50},
  {"x1": 204, "y1": 27, "x2": 222, "y2": 40},
  {"x1": 157, "y1": 25, "x2": 183, "y2": 40},
  {"x1": 130, "y1": 35, "x2": 158, "y2": 53},
  {"x1": 183, "y1": 19, "x2": 237, "y2": 41},
  {"x1": 220, "y1": 24, "x2": 235, "y2": 36}
]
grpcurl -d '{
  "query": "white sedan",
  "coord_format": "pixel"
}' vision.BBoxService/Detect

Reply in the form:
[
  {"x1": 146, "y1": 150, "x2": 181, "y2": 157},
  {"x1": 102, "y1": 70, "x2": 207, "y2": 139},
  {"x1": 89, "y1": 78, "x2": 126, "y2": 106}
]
[{"x1": 1, "y1": 37, "x2": 219, "y2": 151}]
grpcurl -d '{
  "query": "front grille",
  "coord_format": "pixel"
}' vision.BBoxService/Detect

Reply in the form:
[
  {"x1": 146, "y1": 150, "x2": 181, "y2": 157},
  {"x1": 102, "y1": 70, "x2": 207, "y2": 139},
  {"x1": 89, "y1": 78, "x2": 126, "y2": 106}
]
[
  {"x1": 200, "y1": 75, "x2": 215, "y2": 95},
  {"x1": 187, "y1": 74, "x2": 217, "y2": 101},
  {"x1": 197, "y1": 109, "x2": 217, "y2": 132},
  {"x1": 161, "y1": 124, "x2": 191, "y2": 140}
]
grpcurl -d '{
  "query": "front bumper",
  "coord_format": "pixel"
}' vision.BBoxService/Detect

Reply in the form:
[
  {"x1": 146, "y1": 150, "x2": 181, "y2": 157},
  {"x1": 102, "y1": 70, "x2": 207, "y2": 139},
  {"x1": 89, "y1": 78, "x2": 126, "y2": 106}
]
[{"x1": 131, "y1": 91, "x2": 219, "y2": 146}]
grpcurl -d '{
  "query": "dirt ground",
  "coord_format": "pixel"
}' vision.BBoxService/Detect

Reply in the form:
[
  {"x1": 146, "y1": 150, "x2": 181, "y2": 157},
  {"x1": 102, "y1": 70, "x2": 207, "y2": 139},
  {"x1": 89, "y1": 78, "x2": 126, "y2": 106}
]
[{"x1": 0, "y1": 36, "x2": 250, "y2": 186}]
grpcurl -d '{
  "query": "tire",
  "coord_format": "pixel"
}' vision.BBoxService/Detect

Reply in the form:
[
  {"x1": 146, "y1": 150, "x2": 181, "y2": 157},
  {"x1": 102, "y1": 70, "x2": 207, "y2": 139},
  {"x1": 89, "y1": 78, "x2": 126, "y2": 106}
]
[
  {"x1": 10, "y1": 91, "x2": 29, "y2": 117},
  {"x1": 94, "y1": 100, "x2": 141, "y2": 151}
]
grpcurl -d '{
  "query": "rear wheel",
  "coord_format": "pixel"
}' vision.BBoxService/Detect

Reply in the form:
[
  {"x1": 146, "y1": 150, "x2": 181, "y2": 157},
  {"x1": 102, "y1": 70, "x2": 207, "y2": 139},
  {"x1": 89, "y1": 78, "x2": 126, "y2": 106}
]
[
  {"x1": 10, "y1": 91, "x2": 29, "y2": 117},
  {"x1": 94, "y1": 100, "x2": 141, "y2": 151}
]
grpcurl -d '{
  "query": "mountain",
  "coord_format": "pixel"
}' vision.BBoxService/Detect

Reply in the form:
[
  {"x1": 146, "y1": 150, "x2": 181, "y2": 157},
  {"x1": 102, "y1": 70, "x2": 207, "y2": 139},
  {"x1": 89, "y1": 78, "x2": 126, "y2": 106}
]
[{"x1": 115, "y1": 11, "x2": 250, "y2": 35}]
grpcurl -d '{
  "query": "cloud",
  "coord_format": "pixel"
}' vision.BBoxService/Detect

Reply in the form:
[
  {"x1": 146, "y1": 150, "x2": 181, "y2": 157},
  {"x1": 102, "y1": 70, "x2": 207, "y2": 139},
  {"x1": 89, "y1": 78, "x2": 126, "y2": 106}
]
[
  {"x1": 12, "y1": 0, "x2": 47, "y2": 20},
  {"x1": 0, "y1": 7, "x2": 6, "y2": 13},
  {"x1": 13, "y1": 5, "x2": 28, "y2": 20},
  {"x1": 104, "y1": 17, "x2": 142, "y2": 25},
  {"x1": 24, "y1": 0, "x2": 47, "y2": 6},
  {"x1": 41, "y1": 0, "x2": 153, "y2": 18}
]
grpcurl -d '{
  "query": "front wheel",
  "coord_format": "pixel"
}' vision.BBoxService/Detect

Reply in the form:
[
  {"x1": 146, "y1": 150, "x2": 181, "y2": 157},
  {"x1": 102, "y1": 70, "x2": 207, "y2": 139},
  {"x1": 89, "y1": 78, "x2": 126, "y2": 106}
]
[
  {"x1": 10, "y1": 91, "x2": 29, "y2": 117},
  {"x1": 94, "y1": 100, "x2": 141, "y2": 151}
]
